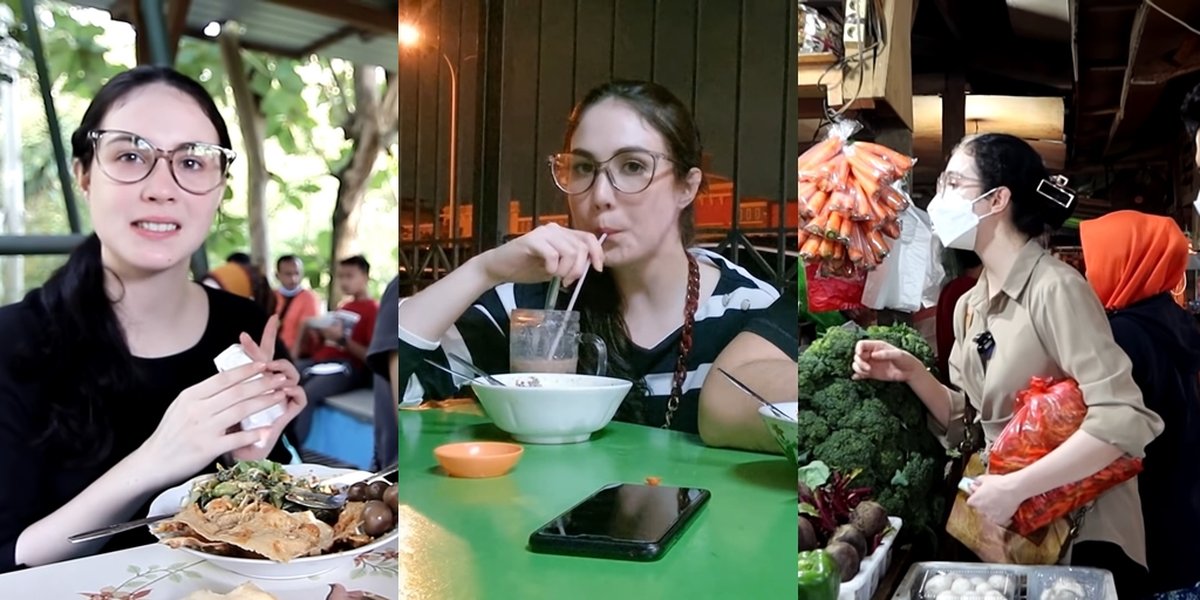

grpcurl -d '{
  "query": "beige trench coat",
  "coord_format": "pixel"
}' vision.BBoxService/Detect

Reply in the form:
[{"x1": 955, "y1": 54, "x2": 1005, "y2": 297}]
[{"x1": 939, "y1": 239, "x2": 1165, "y2": 567}]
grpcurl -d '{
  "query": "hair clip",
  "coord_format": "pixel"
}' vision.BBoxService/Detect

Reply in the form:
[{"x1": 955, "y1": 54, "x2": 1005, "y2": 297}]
[{"x1": 1037, "y1": 175, "x2": 1076, "y2": 209}]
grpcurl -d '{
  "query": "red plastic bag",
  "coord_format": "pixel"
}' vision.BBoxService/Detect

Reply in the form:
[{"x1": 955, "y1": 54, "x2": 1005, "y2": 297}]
[
  {"x1": 804, "y1": 262, "x2": 866, "y2": 313},
  {"x1": 989, "y1": 377, "x2": 1143, "y2": 536}
]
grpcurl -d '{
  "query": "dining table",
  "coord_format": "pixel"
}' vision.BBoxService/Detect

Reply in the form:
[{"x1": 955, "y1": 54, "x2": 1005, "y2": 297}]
[
  {"x1": 0, "y1": 541, "x2": 399, "y2": 598},
  {"x1": 397, "y1": 399, "x2": 796, "y2": 600}
]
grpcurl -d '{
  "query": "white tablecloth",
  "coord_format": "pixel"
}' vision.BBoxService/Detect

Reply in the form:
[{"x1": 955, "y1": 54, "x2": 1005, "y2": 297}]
[{"x1": 0, "y1": 542, "x2": 398, "y2": 598}]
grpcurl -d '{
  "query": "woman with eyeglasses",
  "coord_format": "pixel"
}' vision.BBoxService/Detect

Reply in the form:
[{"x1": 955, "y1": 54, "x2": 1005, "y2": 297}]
[
  {"x1": 399, "y1": 80, "x2": 797, "y2": 451},
  {"x1": 0, "y1": 66, "x2": 306, "y2": 572},
  {"x1": 851, "y1": 133, "x2": 1162, "y2": 597},
  {"x1": 1079, "y1": 211, "x2": 1200, "y2": 598}
]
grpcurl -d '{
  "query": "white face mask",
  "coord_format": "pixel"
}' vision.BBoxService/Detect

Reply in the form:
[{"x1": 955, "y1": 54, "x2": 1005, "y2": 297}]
[
  {"x1": 927, "y1": 188, "x2": 998, "y2": 250},
  {"x1": 1193, "y1": 188, "x2": 1200, "y2": 216}
]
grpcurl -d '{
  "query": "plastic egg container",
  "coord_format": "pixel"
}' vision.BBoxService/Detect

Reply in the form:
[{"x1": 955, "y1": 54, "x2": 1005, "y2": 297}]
[{"x1": 919, "y1": 569, "x2": 1017, "y2": 600}]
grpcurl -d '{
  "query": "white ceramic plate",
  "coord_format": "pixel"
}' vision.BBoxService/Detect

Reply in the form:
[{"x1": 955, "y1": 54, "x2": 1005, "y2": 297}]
[{"x1": 147, "y1": 464, "x2": 398, "y2": 580}]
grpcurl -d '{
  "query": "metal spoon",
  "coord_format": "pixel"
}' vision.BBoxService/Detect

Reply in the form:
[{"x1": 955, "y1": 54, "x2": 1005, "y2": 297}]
[
  {"x1": 69, "y1": 513, "x2": 176, "y2": 544},
  {"x1": 444, "y1": 351, "x2": 507, "y2": 386},
  {"x1": 717, "y1": 368, "x2": 796, "y2": 422},
  {"x1": 285, "y1": 465, "x2": 399, "y2": 510},
  {"x1": 423, "y1": 358, "x2": 493, "y2": 388}
]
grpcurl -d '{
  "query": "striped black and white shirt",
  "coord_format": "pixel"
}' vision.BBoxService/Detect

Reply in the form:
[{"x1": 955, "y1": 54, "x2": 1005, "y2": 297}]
[{"x1": 399, "y1": 248, "x2": 797, "y2": 434}]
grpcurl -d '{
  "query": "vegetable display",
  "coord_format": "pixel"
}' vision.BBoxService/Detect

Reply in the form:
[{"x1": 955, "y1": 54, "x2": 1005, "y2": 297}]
[
  {"x1": 798, "y1": 461, "x2": 893, "y2": 584},
  {"x1": 798, "y1": 323, "x2": 946, "y2": 536},
  {"x1": 797, "y1": 550, "x2": 840, "y2": 600},
  {"x1": 798, "y1": 121, "x2": 917, "y2": 276}
]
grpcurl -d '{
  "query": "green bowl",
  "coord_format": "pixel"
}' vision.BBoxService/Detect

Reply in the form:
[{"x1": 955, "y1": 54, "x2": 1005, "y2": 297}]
[{"x1": 759, "y1": 402, "x2": 799, "y2": 465}]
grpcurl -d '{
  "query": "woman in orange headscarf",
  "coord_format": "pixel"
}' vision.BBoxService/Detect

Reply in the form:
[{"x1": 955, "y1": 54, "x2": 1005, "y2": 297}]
[{"x1": 1080, "y1": 210, "x2": 1200, "y2": 598}]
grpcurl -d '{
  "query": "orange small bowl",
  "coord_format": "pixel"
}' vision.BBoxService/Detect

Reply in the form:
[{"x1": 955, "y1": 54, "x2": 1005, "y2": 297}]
[{"x1": 433, "y1": 442, "x2": 524, "y2": 478}]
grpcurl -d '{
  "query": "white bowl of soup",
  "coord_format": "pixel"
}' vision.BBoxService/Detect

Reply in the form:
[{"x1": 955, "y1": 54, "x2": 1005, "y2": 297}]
[
  {"x1": 759, "y1": 402, "x2": 799, "y2": 466},
  {"x1": 470, "y1": 373, "x2": 633, "y2": 444}
]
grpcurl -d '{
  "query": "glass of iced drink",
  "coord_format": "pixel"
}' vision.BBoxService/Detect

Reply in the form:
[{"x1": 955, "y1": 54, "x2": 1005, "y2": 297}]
[{"x1": 509, "y1": 309, "x2": 607, "y2": 375}]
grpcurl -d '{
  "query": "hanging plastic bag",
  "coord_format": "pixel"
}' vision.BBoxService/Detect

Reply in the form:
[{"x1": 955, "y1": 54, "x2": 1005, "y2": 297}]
[
  {"x1": 804, "y1": 261, "x2": 866, "y2": 313},
  {"x1": 862, "y1": 198, "x2": 940, "y2": 313},
  {"x1": 989, "y1": 377, "x2": 1143, "y2": 536},
  {"x1": 799, "y1": 120, "x2": 917, "y2": 278}
]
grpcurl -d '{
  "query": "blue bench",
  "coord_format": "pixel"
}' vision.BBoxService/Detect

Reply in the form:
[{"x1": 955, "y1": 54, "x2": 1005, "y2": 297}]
[{"x1": 302, "y1": 388, "x2": 375, "y2": 470}]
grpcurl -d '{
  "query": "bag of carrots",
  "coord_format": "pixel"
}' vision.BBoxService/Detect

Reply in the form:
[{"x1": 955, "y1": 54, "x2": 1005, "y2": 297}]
[
  {"x1": 988, "y1": 377, "x2": 1143, "y2": 536},
  {"x1": 798, "y1": 119, "x2": 916, "y2": 277}
]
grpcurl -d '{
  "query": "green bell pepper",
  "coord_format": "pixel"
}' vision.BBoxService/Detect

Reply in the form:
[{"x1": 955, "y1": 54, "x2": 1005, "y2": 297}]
[{"x1": 797, "y1": 550, "x2": 839, "y2": 600}]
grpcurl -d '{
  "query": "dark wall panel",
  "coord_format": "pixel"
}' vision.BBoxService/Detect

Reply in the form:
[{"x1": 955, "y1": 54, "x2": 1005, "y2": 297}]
[
  {"x1": 693, "y1": 0, "x2": 740, "y2": 189},
  {"x1": 653, "y1": 0, "x2": 697, "y2": 109},
  {"x1": 501, "y1": 0, "x2": 541, "y2": 217},
  {"x1": 612, "y1": 0, "x2": 654, "y2": 81},
  {"x1": 574, "y1": 0, "x2": 615, "y2": 100},
  {"x1": 535, "y1": 0, "x2": 577, "y2": 216}
]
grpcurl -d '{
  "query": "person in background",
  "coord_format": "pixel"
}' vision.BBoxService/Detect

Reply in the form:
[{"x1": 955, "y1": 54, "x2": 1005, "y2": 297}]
[
  {"x1": 287, "y1": 255, "x2": 379, "y2": 447},
  {"x1": 366, "y1": 276, "x2": 399, "y2": 470},
  {"x1": 1080, "y1": 211, "x2": 1200, "y2": 599},
  {"x1": 274, "y1": 254, "x2": 322, "y2": 353},
  {"x1": 935, "y1": 249, "x2": 982, "y2": 382},
  {"x1": 201, "y1": 253, "x2": 277, "y2": 316},
  {"x1": 0, "y1": 66, "x2": 304, "y2": 572},
  {"x1": 852, "y1": 133, "x2": 1162, "y2": 598},
  {"x1": 226, "y1": 252, "x2": 251, "y2": 266}
]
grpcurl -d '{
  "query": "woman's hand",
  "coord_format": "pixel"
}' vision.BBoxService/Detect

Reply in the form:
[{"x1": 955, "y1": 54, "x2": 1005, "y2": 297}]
[
  {"x1": 966, "y1": 473, "x2": 1026, "y2": 526},
  {"x1": 229, "y1": 316, "x2": 308, "y2": 461},
  {"x1": 137, "y1": 362, "x2": 292, "y2": 484},
  {"x1": 851, "y1": 340, "x2": 923, "y2": 382},
  {"x1": 477, "y1": 223, "x2": 605, "y2": 287}
]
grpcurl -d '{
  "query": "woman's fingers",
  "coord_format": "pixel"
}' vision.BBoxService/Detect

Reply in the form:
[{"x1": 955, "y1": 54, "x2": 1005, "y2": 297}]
[
  {"x1": 266, "y1": 359, "x2": 301, "y2": 386},
  {"x1": 188, "y1": 362, "x2": 268, "y2": 399},
  {"x1": 208, "y1": 372, "x2": 289, "y2": 411}
]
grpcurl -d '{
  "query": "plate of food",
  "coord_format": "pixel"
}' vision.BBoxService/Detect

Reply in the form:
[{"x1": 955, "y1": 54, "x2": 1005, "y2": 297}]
[{"x1": 148, "y1": 460, "x2": 399, "y2": 580}]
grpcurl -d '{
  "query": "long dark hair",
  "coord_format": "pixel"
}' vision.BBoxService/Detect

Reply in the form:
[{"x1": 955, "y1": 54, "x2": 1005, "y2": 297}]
[
  {"x1": 31, "y1": 66, "x2": 231, "y2": 464},
  {"x1": 956, "y1": 133, "x2": 1069, "y2": 239},
  {"x1": 563, "y1": 80, "x2": 704, "y2": 423}
]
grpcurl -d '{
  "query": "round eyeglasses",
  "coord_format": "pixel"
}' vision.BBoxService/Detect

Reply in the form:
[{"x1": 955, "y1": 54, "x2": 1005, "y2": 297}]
[
  {"x1": 935, "y1": 171, "x2": 985, "y2": 196},
  {"x1": 547, "y1": 150, "x2": 674, "y2": 195},
  {"x1": 88, "y1": 130, "x2": 237, "y2": 195}
]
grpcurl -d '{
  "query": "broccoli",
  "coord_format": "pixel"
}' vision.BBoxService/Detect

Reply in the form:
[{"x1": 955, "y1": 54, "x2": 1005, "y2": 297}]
[
  {"x1": 798, "y1": 325, "x2": 862, "y2": 393},
  {"x1": 798, "y1": 322, "x2": 948, "y2": 539},
  {"x1": 797, "y1": 409, "x2": 830, "y2": 461},
  {"x1": 813, "y1": 429, "x2": 877, "y2": 475},
  {"x1": 809, "y1": 379, "x2": 867, "y2": 424}
]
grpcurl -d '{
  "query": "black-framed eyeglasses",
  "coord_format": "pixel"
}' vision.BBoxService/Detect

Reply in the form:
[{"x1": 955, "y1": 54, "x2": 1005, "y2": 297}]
[
  {"x1": 547, "y1": 150, "x2": 674, "y2": 195},
  {"x1": 88, "y1": 129, "x2": 237, "y2": 195},
  {"x1": 936, "y1": 172, "x2": 985, "y2": 196}
]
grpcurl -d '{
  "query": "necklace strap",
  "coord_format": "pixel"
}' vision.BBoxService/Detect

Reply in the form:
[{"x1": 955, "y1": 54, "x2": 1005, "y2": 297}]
[{"x1": 663, "y1": 252, "x2": 700, "y2": 429}]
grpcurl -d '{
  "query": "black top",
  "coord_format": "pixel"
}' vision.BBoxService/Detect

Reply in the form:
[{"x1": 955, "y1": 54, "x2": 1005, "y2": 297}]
[
  {"x1": 367, "y1": 277, "x2": 399, "y2": 470},
  {"x1": 1108, "y1": 293, "x2": 1200, "y2": 593},
  {"x1": 0, "y1": 284, "x2": 289, "y2": 573},
  {"x1": 399, "y1": 249, "x2": 798, "y2": 434}
]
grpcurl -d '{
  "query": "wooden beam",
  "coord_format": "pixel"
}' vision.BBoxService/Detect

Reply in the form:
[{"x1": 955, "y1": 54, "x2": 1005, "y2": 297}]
[
  {"x1": 262, "y1": 0, "x2": 397, "y2": 37},
  {"x1": 298, "y1": 25, "x2": 357, "y2": 57},
  {"x1": 942, "y1": 72, "x2": 966, "y2": 164},
  {"x1": 1086, "y1": 63, "x2": 1127, "y2": 72},
  {"x1": 182, "y1": 26, "x2": 305, "y2": 58},
  {"x1": 1106, "y1": 3, "x2": 1148, "y2": 155},
  {"x1": 166, "y1": 0, "x2": 192, "y2": 61},
  {"x1": 1069, "y1": 0, "x2": 1079, "y2": 83}
]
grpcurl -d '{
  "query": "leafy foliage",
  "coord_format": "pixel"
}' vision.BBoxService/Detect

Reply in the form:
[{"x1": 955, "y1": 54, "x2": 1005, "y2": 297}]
[{"x1": 798, "y1": 323, "x2": 948, "y2": 536}]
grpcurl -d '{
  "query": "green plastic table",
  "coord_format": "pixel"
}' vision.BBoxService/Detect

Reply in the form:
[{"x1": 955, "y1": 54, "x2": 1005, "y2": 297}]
[{"x1": 397, "y1": 403, "x2": 796, "y2": 600}]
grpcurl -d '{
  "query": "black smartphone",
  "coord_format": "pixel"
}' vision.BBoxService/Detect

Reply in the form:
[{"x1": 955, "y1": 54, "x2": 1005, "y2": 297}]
[{"x1": 527, "y1": 483, "x2": 711, "y2": 561}]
